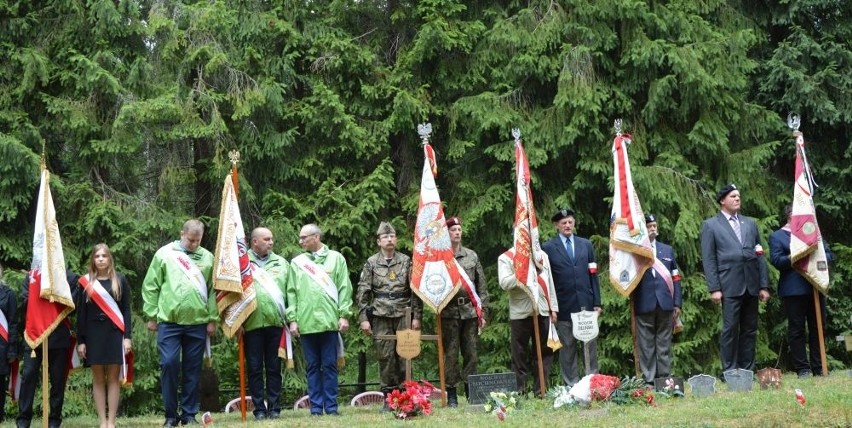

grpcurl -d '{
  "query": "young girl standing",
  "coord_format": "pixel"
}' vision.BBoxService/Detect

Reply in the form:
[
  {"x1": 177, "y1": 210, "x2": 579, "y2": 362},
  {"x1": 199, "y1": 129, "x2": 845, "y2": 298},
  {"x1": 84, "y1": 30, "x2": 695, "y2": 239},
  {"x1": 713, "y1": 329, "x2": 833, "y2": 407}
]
[{"x1": 77, "y1": 244, "x2": 131, "y2": 428}]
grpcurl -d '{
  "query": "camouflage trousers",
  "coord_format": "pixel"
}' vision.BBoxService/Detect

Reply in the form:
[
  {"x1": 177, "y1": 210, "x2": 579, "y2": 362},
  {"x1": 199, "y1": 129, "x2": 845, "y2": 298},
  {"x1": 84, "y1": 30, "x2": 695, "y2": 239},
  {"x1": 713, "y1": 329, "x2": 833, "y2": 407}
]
[
  {"x1": 440, "y1": 317, "x2": 479, "y2": 388},
  {"x1": 372, "y1": 316, "x2": 408, "y2": 389}
]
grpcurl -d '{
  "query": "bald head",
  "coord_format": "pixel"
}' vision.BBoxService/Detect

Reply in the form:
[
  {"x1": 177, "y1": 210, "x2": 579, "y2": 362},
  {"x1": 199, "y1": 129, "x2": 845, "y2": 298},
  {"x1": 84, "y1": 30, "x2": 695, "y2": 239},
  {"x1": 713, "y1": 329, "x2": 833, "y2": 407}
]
[{"x1": 251, "y1": 227, "x2": 274, "y2": 256}]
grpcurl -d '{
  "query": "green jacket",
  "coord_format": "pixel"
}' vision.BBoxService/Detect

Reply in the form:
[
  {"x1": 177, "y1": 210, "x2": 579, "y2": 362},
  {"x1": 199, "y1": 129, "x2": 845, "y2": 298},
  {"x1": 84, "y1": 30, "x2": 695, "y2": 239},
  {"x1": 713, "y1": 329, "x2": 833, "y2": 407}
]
[
  {"x1": 142, "y1": 241, "x2": 216, "y2": 325},
  {"x1": 441, "y1": 246, "x2": 488, "y2": 320},
  {"x1": 243, "y1": 250, "x2": 289, "y2": 332},
  {"x1": 286, "y1": 245, "x2": 353, "y2": 335}
]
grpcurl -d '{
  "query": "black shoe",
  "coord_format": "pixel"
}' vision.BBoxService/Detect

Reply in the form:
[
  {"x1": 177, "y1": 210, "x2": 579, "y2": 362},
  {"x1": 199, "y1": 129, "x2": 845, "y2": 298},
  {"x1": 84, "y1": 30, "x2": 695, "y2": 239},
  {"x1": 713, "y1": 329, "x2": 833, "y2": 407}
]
[
  {"x1": 268, "y1": 411, "x2": 280, "y2": 419},
  {"x1": 163, "y1": 419, "x2": 178, "y2": 428},
  {"x1": 797, "y1": 369, "x2": 812, "y2": 378},
  {"x1": 254, "y1": 412, "x2": 267, "y2": 421},
  {"x1": 181, "y1": 417, "x2": 198, "y2": 425},
  {"x1": 327, "y1": 411, "x2": 340, "y2": 416},
  {"x1": 447, "y1": 387, "x2": 459, "y2": 408},
  {"x1": 17, "y1": 420, "x2": 31, "y2": 428}
]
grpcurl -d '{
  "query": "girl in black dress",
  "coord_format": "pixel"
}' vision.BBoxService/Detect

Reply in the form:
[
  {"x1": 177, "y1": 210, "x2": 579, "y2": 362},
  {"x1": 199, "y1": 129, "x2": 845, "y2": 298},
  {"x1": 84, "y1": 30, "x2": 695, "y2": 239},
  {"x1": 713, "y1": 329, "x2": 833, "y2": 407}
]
[{"x1": 76, "y1": 244, "x2": 131, "y2": 428}]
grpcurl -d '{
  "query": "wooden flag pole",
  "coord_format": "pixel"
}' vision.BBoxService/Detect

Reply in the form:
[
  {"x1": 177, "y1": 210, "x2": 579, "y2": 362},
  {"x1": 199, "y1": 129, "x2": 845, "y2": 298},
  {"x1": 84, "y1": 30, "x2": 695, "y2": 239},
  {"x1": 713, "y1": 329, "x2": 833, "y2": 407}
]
[
  {"x1": 229, "y1": 154, "x2": 249, "y2": 422},
  {"x1": 531, "y1": 310, "x2": 546, "y2": 398},
  {"x1": 42, "y1": 345, "x2": 48, "y2": 428},
  {"x1": 630, "y1": 299, "x2": 641, "y2": 378},
  {"x1": 813, "y1": 288, "x2": 829, "y2": 376},
  {"x1": 435, "y1": 316, "x2": 447, "y2": 407}
]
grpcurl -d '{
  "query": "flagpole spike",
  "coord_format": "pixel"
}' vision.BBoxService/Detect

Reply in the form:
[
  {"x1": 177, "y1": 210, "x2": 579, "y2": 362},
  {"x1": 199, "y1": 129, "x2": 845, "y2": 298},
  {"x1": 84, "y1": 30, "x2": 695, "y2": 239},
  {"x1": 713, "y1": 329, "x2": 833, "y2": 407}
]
[
  {"x1": 511, "y1": 128, "x2": 521, "y2": 142},
  {"x1": 787, "y1": 113, "x2": 801, "y2": 131},
  {"x1": 40, "y1": 140, "x2": 47, "y2": 170},
  {"x1": 417, "y1": 123, "x2": 432, "y2": 145},
  {"x1": 614, "y1": 119, "x2": 623, "y2": 136},
  {"x1": 228, "y1": 150, "x2": 240, "y2": 167}
]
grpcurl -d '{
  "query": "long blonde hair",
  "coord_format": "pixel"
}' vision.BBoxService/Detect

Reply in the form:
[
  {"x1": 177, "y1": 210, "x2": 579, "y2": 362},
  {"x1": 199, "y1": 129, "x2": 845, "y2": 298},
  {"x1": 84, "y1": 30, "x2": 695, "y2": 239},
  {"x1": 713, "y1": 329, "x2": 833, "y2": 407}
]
[{"x1": 87, "y1": 243, "x2": 121, "y2": 300}]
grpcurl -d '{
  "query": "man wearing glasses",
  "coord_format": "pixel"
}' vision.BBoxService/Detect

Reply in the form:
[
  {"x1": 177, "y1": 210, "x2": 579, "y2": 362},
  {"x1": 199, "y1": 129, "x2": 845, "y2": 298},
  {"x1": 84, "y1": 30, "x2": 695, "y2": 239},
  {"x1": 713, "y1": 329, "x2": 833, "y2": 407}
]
[
  {"x1": 356, "y1": 222, "x2": 420, "y2": 410},
  {"x1": 286, "y1": 224, "x2": 352, "y2": 416}
]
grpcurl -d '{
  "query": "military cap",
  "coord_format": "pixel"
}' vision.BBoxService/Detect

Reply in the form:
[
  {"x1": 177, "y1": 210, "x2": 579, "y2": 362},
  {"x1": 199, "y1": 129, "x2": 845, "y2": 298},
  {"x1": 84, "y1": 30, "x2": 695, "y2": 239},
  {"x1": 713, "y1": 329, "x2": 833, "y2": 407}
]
[
  {"x1": 551, "y1": 208, "x2": 575, "y2": 222},
  {"x1": 376, "y1": 222, "x2": 396, "y2": 236},
  {"x1": 716, "y1": 183, "x2": 738, "y2": 203},
  {"x1": 446, "y1": 216, "x2": 461, "y2": 228}
]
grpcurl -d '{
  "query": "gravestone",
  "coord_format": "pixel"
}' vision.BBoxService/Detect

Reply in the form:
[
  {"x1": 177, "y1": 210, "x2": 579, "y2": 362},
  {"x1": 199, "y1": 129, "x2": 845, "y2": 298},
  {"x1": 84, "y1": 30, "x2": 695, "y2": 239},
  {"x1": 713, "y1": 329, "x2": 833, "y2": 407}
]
[
  {"x1": 687, "y1": 374, "x2": 717, "y2": 398},
  {"x1": 467, "y1": 373, "x2": 516, "y2": 405},
  {"x1": 756, "y1": 368, "x2": 782, "y2": 390},
  {"x1": 723, "y1": 369, "x2": 754, "y2": 392},
  {"x1": 653, "y1": 377, "x2": 684, "y2": 395}
]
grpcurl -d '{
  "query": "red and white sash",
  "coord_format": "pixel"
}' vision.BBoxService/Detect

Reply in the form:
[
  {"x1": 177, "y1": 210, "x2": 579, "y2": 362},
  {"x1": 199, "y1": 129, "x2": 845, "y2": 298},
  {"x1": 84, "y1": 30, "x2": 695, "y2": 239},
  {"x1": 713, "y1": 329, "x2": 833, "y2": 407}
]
[
  {"x1": 170, "y1": 249, "x2": 208, "y2": 302},
  {"x1": 253, "y1": 265, "x2": 294, "y2": 365},
  {"x1": 0, "y1": 309, "x2": 8, "y2": 342},
  {"x1": 79, "y1": 275, "x2": 132, "y2": 382},
  {"x1": 651, "y1": 259, "x2": 676, "y2": 297}
]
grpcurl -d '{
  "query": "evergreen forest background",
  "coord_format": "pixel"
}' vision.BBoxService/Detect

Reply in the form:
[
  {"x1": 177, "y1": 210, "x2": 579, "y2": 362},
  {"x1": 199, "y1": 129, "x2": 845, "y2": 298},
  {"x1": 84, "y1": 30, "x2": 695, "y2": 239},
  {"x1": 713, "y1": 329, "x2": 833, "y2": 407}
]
[{"x1": 0, "y1": 0, "x2": 850, "y2": 417}]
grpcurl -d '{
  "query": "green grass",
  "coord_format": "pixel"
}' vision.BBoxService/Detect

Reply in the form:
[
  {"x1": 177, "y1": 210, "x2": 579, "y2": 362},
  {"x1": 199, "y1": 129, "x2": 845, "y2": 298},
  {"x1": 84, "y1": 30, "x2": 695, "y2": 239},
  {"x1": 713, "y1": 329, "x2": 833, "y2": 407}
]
[{"x1": 7, "y1": 372, "x2": 851, "y2": 427}]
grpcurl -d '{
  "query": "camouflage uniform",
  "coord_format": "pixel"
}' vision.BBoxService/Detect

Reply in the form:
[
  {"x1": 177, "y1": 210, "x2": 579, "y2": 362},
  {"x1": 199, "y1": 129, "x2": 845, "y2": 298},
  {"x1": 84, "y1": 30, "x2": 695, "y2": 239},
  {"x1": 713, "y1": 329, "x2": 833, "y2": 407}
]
[
  {"x1": 441, "y1": 246, "x2": 488, "y2": 393},
  {"x1": 356, "y1": 252, "x2": 421, "y2": 390}
]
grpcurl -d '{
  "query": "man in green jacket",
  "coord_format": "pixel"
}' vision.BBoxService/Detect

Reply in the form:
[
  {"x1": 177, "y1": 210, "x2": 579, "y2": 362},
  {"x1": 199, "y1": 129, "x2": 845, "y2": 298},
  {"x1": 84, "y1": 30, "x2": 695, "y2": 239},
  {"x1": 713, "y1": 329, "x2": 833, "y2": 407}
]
[
  {"x1": 287, "y1": 223, "x2": 352, "y2": 416},
  {"x1": 142, "y1": 219, "x2": 216, "y2": 428},
  {"x1": 243, "y1": 227, "x2": 289, "y2": 420}
]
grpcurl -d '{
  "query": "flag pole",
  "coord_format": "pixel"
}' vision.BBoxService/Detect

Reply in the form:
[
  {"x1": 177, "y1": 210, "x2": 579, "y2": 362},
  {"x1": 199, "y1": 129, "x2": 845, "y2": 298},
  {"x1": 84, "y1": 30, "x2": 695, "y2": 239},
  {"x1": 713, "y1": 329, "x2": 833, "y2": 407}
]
[
  {"x1": 629, "y1": 299, "x2": 641, "y2": 377},
  {"x1": 228, "y1": 151, "x2": 248, "y2": 421},
  {"x1": 42, "y1": 344, "x2": 48, "y2": 428},
  {"x1": 436, "y1": 315, "x2": 447, "y2": 407},
  {"x1": 531, "y1": 309, "x2": 546, "y2": 398},
  {"x1": 813, "y1": 288, "x2": 829, "y2": 376}
]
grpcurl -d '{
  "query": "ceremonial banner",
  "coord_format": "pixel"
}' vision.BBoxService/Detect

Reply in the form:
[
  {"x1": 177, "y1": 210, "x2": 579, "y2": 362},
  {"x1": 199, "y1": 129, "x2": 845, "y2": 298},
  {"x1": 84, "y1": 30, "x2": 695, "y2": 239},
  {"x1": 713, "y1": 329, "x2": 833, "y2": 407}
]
[
  {"x1": 411, "y1": 124, "x2": 483, "y2": 325},
  {"x1": 608, "y1": 131, "x2": 654, "y2": 297},
  {"x1": 25, "y1": 166, "x2": 75, "y2": 350},
  {"x1": 213, "y1": 175, "x2": 256, "y2": 338},
  {"x1": 511, "y1": 132, "x2": 553, "y2": 314},
  {"x1": 789, "y1": 130, "x2": 829, "y2": 293}
]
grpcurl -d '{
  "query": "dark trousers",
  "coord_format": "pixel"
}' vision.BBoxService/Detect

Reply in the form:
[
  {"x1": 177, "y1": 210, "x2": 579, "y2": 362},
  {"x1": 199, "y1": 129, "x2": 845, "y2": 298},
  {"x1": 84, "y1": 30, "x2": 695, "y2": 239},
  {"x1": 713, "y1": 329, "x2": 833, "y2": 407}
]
[
  {"x1": 17, "y1": 347, "x2": 69, "y2": 427},
  {"x1": 441, "y1": 316, "x2": 479, "y2": 387},
  {"x1": 636, "y1": 306, "x2": 674, "y2": 383},
  {"x1": 245, "y1": 326, "x2": 283, "y2": 415},
  {"x1": 782, "y1": 293, "x2": 827, "y2": 374},
  {"x1": 510, "y1": 316, "x2": 554, "y2": 395},
  {"x1": 721, "y1": 294, "x2": 759, "y2": 371},
  {"x1": 0, "y1": 373, "x2": 6, "y2": 421},
  {"x1": 301, "y1": 331, "x2": 339, "y2": 415},
  {"x1": 157, "y1": 323, "x2": 207, "y2": 423}
]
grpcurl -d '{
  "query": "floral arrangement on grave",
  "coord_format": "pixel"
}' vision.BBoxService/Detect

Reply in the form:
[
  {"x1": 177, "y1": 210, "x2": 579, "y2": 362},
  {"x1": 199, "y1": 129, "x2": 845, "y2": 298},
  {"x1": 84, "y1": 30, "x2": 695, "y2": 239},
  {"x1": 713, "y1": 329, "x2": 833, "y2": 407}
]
[
  {"x1": 657, "y1": 377, "x2": 685, "y2": 398},
  {"x1": 483, "y1": 391, "x2": 520, "y2": 421},
  {"x1": 386, "y1": 380, "x2": 435, "y2": 420},
  {"x1": 551, "y1": 374, "x2": 654, "y2": 408}
]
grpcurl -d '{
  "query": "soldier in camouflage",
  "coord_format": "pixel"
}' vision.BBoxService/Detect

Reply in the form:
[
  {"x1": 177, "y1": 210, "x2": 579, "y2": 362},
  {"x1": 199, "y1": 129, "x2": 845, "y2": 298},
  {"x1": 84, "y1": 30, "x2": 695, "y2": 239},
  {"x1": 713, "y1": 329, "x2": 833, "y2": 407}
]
[
  {"x1": 441, "y1": 217, "x2": 488, "y2": 407},
  {"x1": 356, "y1": 222, "x2": 422, "y2": 409}
]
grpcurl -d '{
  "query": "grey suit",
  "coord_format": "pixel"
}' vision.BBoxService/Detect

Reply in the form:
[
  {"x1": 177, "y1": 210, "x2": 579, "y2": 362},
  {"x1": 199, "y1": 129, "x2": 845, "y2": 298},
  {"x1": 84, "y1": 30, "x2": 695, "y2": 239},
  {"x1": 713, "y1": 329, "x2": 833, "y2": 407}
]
[{"x1": 700, "y1": 212, "x2": 769, "y2": 371}]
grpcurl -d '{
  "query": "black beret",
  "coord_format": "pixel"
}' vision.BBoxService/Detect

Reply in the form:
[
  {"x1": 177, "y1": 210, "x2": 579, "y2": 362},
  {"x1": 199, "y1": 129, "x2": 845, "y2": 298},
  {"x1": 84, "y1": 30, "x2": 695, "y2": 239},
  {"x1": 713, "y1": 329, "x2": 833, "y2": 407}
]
[
  {"x1": 716, "y1": 184, "x2": 738, "y2": 203},
  {"x1": 551, "y1": 208, "x2": 576, "y2": 222},
  {"x1": 645, "y1": 213, "x2": 657, "y2": 224}
]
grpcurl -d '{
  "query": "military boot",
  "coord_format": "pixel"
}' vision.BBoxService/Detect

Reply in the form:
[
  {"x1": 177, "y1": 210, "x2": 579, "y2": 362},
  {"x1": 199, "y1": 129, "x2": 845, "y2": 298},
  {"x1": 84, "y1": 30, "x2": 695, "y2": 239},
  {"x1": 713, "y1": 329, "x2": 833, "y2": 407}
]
[
  {"x1": 381, "y1": 388, "x2": 392, "y2": 413},
  {"x1": 446, "y1": 387, "x2": 458, "y2": 408}
]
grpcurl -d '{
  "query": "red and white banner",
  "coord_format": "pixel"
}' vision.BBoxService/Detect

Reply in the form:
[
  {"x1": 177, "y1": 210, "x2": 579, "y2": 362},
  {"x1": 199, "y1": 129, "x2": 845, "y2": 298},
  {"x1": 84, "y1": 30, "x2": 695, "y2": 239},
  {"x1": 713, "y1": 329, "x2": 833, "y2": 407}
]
[
  {"x1": 410, "y1": 129, "x2": 483, "y2": 325},
  {"x1": 789, "y1": 130, "x2": 829, "y2": 293},
  {"x1": 25, "y1": 166, "x2": 75, "y2": 350},
  {"x1": 609, "y1": 133, "x2": 654, "y2": 297},
  {"x1": 214, "y1": 174, "x2": 256, "y2": 338},
  {"x1": 511, "y1": 135, "x2": 552, "y2": 314}
]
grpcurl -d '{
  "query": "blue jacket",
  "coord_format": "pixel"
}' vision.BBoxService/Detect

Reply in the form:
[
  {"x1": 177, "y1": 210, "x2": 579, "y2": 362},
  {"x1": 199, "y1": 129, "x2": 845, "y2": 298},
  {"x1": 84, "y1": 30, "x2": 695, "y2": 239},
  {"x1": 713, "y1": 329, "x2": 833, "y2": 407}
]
[
  {"x1": 542, "y1": 235, "x2": 601, "y2": 320},
  {"x1": 769, "y1": 228, "x2": 833, "y2": 297},
  {"x1": 632, "y1": 241, "x2": 682, "y2": 314}
]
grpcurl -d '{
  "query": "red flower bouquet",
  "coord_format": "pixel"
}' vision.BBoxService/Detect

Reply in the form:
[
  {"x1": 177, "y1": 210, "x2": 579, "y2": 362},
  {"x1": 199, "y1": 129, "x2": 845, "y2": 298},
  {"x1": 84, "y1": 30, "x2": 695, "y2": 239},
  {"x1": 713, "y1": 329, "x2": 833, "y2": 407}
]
[{"x1": 386, "y1": 380, "x2": 435, "y2": 420}]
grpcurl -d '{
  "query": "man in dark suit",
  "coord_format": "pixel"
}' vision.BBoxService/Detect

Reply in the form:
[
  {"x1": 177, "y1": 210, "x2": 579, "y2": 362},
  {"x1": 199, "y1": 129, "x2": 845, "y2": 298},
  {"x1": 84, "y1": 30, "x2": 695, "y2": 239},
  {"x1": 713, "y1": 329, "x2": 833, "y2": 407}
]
[
  {"x1": 632, "y1": 214, "x2": 682, "y2": 383},
  {"x1": 700, "y1": 184, "x2": 769, "y2": 372},
  {"x1": 542, "y1": 208, "x2": 601, "y2": 386},
  {"x1": 769, "y1": 204, "x2": 832, "y2": 378}
]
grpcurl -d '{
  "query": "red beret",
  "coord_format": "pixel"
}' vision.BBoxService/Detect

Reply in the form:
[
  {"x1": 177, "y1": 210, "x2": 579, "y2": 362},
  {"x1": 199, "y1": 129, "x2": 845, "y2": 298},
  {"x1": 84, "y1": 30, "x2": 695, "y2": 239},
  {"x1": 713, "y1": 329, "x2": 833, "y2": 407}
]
[{"x1": 446, "y1": 216, "x2": 461, "y2": 228}]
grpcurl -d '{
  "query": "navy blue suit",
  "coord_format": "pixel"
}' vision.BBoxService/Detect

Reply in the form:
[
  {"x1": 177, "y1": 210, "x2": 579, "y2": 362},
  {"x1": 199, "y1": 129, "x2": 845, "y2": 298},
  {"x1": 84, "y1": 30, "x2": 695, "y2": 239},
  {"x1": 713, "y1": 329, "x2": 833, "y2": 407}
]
[
  {"x1": 632, "y1": 241, "x2": 682, "y2": 382},
  {"x1": 769, "y1": 228, "x2": 832, "y2": 375},
  {"x1": 543, "y1": 234, "x2": 601, "y2": 384}
]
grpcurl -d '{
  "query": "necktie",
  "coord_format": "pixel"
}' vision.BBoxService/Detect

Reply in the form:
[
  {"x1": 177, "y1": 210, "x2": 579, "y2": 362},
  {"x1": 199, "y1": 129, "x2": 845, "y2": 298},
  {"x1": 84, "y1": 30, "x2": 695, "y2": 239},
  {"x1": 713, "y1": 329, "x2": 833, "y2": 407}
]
[
  {"x1": 565, "y1": 238, "x2": 574, "y2": 263},
  {"x1": 730, "y1": 216, "x2": 742, "y2": 244}
]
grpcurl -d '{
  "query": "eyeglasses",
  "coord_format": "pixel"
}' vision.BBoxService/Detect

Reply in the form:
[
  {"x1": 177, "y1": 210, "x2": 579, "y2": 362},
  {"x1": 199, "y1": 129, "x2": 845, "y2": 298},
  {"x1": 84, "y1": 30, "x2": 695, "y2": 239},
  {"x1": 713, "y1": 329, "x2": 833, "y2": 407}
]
[{"x1": 298, "y1": 233, "x2": 317, "y2": 241}]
